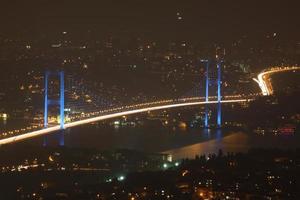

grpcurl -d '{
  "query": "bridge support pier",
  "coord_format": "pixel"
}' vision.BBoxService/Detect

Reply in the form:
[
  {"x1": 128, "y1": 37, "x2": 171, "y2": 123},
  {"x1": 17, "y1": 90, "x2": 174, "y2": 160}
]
[
  {"x1": 217, "y1": 63, "x2": 222, "y2": 128},
  {"x1": 204, "y1": 61, "x2": 209, "y2": 128},
  {"x1": 43, "y1": 71, "x2": 65, "y2": 146},
  {"x1": 204, "y1": 60, "x2": 222, "y2": 128},
  {"x1": 59, "y1": 71, "x2": 65, "y2": 146}
]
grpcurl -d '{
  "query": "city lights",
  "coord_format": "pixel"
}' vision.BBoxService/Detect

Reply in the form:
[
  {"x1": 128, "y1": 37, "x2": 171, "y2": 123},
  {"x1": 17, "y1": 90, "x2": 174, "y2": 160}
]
[{"x1": 0, "y1": 1, "x2": 299, "y2": 198}]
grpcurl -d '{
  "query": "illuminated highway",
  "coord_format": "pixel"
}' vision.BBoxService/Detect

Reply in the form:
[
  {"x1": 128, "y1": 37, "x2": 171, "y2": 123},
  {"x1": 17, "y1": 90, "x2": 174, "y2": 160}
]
[
  {"x1": 253, "y1": 66, "x2": 300, "y2": 96},
  {"x1": 0, "y1": 98, "x2": 249, "y2": 145}
]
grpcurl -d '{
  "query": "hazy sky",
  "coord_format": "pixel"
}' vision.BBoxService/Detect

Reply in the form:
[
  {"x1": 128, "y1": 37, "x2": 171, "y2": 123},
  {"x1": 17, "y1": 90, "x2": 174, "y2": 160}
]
[{"x1": 0, "y1": 1, "x2": 299, "y2": 40}]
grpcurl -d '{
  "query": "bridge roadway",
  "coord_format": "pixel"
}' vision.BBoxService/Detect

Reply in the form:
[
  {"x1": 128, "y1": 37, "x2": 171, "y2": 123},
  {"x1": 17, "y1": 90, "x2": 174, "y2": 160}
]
[
  {"x1": 253, "y1": 66, "x2": 300, "y2": 96},
  {"x1": 0, "y1": 98, "x2": 248, "y2": 145}
]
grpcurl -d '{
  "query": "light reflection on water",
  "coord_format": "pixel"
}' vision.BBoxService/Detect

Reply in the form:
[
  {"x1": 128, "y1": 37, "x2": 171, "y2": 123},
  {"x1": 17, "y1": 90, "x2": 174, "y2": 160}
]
[
  {"x1": 23, "y1": 123, "x2": 300, "y2": 160},
  {"x1": 163, "y1": 132, "x2": 250, "y2": 160},
  {"x1": 164, "y1": 130, "x2": 300, "y2": 160}
]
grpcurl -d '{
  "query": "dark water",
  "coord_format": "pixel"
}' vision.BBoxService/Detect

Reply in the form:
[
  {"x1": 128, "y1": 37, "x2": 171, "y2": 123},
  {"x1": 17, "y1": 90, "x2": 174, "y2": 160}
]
[{"x1": 25, "y1": 123, "x2": 300, "y2": 160}]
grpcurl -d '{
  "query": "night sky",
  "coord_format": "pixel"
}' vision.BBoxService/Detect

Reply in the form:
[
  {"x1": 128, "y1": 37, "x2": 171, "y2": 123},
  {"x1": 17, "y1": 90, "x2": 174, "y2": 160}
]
[{"x1": 0, "y1": 1, "x2": 299, "y2": 41}]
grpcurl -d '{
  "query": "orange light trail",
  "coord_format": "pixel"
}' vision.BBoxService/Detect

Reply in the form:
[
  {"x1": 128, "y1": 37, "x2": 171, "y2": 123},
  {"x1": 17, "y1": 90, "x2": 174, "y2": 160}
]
[{"x1": 253, "y1": 66, "x2": 300, "y2": 96}]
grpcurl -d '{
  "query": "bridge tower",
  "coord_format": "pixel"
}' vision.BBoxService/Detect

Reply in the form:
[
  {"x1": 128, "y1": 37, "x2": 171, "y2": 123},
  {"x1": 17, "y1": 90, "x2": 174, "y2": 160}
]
[
  {"x1": 204, "y1": 60, "x2": 222, "y2": 128},
  {"x1": 43, "y1": 71, "x2": 65, "y2": 146}
]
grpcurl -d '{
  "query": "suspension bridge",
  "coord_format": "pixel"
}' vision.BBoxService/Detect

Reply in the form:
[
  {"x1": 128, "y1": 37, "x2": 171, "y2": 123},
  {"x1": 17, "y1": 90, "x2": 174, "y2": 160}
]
[{"x1": 1, "y1": 64, "x2": 297, "y2": 146}]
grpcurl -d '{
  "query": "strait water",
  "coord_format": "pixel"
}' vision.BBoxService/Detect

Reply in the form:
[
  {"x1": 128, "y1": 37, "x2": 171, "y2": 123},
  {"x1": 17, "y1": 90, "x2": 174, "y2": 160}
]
[
  {"x1": 2, "y1": 117, "x2": 300, "y2": 160},
  {"x1": 20, "y1": 123, "x2": 300, "y2": 160}
]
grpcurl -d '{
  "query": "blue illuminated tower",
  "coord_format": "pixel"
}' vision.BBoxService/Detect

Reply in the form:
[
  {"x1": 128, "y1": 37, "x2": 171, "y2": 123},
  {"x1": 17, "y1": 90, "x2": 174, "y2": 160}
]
[
  {"x1": 43, "y1": 71, "x2": 65, "y2": 146},
  {"x1": 204, "y1": 61, "x2": 222, "y2": 128},
  {"x1": 204, "y1": 60, "x2": 210, "y2": 128},
  {"x1": 217, "y1": 62, "x2": 222, "y2": 128}
]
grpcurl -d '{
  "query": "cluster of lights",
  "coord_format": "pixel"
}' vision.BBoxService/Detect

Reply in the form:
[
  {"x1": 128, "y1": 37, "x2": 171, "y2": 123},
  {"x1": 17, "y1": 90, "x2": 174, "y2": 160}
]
[
  {"x1": 1, "y1": 164, "x2": 43, "y2": 173},
  {"x1": 163, "y1": 161, "x2": 180, "y2": 169},
  {"x1": 0, "y1": 124, "x2": 43, "y2": 137}
]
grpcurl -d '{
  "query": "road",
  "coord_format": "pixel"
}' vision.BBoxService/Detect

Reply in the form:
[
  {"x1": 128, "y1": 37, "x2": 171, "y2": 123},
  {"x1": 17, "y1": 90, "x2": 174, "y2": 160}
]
[{"x1": 253, "y1": 66, "x2": 300, "y2": 96}]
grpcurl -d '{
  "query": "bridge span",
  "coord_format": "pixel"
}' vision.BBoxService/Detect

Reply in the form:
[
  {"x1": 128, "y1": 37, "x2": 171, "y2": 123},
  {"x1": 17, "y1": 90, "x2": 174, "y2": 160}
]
[{"x1": 0, "y1": 98, "x2": 249, "y2": 145}]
